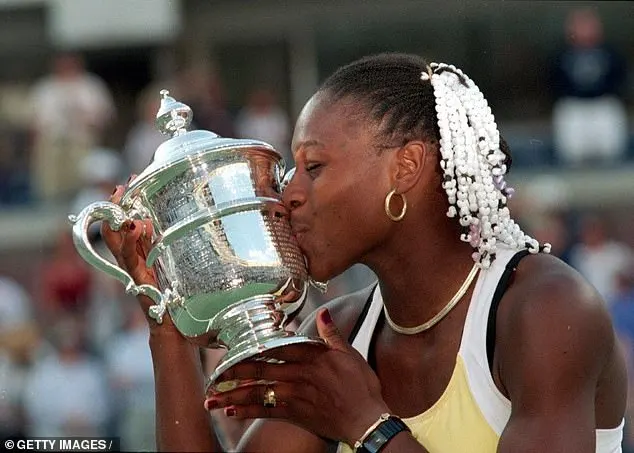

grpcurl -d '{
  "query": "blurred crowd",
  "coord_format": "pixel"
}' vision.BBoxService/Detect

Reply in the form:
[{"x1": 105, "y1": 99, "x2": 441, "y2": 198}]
[
  {"x1": 0, "y1": 7, "x2": 634, "y2": 452},
  {"x1": 0, "y1": 51, "x2": 294, "y2": 208}
]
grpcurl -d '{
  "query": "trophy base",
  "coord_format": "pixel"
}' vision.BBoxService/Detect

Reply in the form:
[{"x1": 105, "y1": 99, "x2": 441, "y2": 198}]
[{"x1": 205, "y1": 334, "x2": 326, "y2": 394}]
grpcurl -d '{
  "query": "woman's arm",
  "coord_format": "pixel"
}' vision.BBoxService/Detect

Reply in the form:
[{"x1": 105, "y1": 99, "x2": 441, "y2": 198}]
[
  {"x1": 496, "y1": 262, "x2": 627, "y2": 453},
  {"x1": 102, "y1": 184, "x2": 221, "y2": 452},
  {"x1": 150, "y1": 326, "x2": 220, "y2": 452}
]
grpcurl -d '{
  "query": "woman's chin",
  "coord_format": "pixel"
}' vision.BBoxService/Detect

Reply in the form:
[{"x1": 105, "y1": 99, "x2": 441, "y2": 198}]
[
  {"x1": 306, "y1": 262, "x2": 331, "y2": 285},
  {"x1": 304, "y1": 252, "x2": 351, "y2": 284},
  {"x1": 307, "y1": 261, "x2": 343, "y2": 286}
]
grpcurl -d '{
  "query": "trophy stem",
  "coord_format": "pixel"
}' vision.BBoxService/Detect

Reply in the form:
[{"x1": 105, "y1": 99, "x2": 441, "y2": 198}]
[
  {"x1": 214, "y1": 296, "x2": 284, "y2": 349},
  {"x1": 206, "y1": 295, "x2": 324, "y2": 393}
]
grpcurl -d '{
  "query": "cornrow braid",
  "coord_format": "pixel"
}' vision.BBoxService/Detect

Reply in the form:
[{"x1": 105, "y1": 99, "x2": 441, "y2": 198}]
[
  {"x1": 319, "y1": 54, "x2": 440, "y2": 145},
  {"x1": 319, "y1": 53, "x2": 550, "y2": 268}
]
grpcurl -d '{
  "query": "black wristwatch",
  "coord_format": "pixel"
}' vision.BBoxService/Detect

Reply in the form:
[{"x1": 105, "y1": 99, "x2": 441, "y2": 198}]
[{"x1": 354, "y1": 414, "x2": 411, "y2": 453}]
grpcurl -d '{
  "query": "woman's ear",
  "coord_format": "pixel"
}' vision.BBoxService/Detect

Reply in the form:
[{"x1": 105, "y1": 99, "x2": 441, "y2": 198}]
[{"x1": 390, "y1": 141, "x2": 430, "y2": 192}]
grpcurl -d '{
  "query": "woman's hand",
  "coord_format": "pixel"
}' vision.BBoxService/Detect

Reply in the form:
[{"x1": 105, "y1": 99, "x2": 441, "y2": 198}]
[
  {"x1": 100, "y1": 179, "x2": 175, "y2": 330},
  {"x1": 205, "y1": 309, "x2": 391, "y2": 446}
]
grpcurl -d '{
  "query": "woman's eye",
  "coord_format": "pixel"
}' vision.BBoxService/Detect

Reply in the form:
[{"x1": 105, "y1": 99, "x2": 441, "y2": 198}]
[{"x1": 306, "y1": 163, "x2": 322, "y2": 175}]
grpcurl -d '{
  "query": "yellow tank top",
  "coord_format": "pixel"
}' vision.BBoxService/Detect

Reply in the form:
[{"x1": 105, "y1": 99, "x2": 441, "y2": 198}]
[{"x1": 338, "y1": 246, "x2": 623, "y2": 453}]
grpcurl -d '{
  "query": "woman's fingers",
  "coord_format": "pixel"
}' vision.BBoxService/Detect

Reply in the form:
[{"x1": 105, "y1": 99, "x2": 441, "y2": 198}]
[
  {"x1": 256, "y1": 342, "x2": 329, "y2": 363},
  {"x1": 139, "y1": 219, "x2": 155, "y2": 255},
  {"x1": 120, "y1": 220, "x2": 143, "y2": 268},
  {"x1": 112, "y1": 184, "x2": 125, "y2": 203},
  {"x1": 101, "y1": 185, "x2": 126, "y2": 252},
  {"x1": 219, "y1": 402, "x2": 293, "y2": 421},
  {"x1": 205, "y1": 382, "x2": 313, "y2": 418},
  {"x1": 100, "y1": 180, "x2": 157, "y2": 287},
  {"x1": 214, "y1": 360, "x2": 305, "y2": 390}
]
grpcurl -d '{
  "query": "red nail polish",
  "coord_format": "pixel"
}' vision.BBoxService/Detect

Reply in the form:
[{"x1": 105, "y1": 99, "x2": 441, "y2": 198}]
[
  {"x1": 204, "y1": 399, "x2": 218, "y2": 411},
  {"x1": 225, "y1": 407, "x2": 236, "y2": 417},
  {"x1": 321, "y1": 309, "x2": 333, "y2": 325},
  {"x1": 129, "y1": 222, "x2": 136, "y2": 231}
]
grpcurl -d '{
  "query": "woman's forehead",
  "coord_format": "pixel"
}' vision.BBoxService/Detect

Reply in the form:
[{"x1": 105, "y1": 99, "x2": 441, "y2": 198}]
[{"x1": 293, "y1": 94, "x2": 371, "y2": 151}]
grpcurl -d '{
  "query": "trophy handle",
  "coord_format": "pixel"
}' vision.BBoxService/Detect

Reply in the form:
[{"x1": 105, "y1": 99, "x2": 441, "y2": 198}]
[{"x1": 68, "y1": 201, "x2": 176, "y2": 324}]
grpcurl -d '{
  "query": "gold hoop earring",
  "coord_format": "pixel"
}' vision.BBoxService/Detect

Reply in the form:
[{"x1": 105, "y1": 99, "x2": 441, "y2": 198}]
[{"x1": 384, "y1": 189, "x2": 407, "y2": 222}]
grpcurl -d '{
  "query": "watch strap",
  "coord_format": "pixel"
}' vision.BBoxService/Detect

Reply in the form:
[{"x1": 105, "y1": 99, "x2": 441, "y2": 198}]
[{"x1": 354, "y1": 414, "x2": 411, "y2": 453}]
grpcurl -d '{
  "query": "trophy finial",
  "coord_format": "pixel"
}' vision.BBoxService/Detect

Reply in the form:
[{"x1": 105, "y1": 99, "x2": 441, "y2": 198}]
[{"x1": 155, "y1": 89, "x2": 193, "y2": 137}]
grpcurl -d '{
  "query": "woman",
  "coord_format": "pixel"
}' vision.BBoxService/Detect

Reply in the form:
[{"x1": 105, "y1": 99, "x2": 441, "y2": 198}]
[{"x1": 103, "y1": 53, "x2": 626, "y2": 452}]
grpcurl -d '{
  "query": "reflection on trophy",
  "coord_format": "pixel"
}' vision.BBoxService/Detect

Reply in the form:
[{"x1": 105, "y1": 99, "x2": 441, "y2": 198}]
[{"x1": 69, "y1": 90, "x2": 324, "y2": 392}]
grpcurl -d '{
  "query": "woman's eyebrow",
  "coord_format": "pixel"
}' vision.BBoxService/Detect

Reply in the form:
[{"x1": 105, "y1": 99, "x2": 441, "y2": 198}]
[{"x1": 292, "y1": 139, "x2": 325, "y2": 154}]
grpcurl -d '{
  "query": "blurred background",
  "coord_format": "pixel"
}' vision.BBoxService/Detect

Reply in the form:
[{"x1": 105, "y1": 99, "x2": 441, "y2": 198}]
[{"x1": 1, "y1": 0, "x2": 634, "y2": 451}]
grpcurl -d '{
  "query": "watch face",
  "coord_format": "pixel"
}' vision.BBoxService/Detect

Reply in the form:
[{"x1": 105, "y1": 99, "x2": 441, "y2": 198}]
[
  {"x1": 366, "y1": 432, "x2": 388, "y2": 453},
  {"x1": 360, "y1": 416, "x2": 410, "y2": 453}
]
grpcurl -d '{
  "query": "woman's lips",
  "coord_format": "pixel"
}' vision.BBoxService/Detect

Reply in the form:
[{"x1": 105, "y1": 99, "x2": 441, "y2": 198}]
[
  {"x1": 291, "y1": 222, "x2": 310, "y2": 233},
  {"x1": 293, "y1": 230, "x2": 306, "y2": 246},
  {"x1": 291, "y1": 223, "x2": 310, "y2": 237},
  {"x1": 290, "y1": 224, "x2": 310, "y2": 252}
]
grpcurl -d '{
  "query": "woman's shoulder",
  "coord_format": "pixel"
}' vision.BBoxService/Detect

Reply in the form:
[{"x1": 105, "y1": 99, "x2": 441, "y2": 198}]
[
  {"x1": 498, "y1": 251, "x2": 611, "y2": 331},
  {"x1": 508, "y1": 251, "x2": 603, "y2": 308},
  {"x1": 497, "y1": 251, "x2": 619, "y2": 376},
  {"x1": 297, "y1": 283, "x2": 377, "y2": 340}
]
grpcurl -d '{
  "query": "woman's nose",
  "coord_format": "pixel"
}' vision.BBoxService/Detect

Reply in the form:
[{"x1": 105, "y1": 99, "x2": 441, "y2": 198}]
[{"x1": 281, "y1": 168, "x2": 306, "y2": 210}]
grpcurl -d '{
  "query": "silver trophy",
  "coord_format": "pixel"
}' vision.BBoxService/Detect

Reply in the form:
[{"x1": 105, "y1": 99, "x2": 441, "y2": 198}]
[{"x1": 69, "y1": 90, "x2": 324, "y2": 392}]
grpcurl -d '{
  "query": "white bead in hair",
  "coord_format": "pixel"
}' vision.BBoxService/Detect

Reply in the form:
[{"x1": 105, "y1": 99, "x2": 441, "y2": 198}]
[{"x1": 427, "y1": 62, "x2": 550, "y2": 268}]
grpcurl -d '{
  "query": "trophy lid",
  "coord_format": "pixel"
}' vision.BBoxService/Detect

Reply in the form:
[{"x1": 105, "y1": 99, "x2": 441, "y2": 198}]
[{"x1": 125, "y1": 90, "x2": 282, "y2": 194}]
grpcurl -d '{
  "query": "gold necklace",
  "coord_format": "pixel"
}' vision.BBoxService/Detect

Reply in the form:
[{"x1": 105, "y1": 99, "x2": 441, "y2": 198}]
[{"x1": 383, "y1": 263, "x2": 480, "y2": 335}]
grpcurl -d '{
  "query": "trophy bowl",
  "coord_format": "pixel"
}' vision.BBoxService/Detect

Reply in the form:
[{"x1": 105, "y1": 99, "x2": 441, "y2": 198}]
[{"x1": 69, "y1": 90, "x2": 324, "y2": 392}]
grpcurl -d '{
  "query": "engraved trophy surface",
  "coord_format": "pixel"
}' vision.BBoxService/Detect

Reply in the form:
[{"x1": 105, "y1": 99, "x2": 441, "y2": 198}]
[{"x1": 69, "y1": 90, "x2": 324, "y2": 392}]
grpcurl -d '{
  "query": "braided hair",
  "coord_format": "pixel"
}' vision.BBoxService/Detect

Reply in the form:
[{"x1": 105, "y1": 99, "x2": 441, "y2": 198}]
[
  {"x1": 319, "y1": 53, "x2": 550, "y2": 268},
  {"x1": 320, "y1": 54, "x2": 440, "y2": 146}
]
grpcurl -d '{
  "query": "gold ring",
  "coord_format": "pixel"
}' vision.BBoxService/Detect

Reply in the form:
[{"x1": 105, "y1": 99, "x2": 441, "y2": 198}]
[{"x1": 263, "y1": 386, "x2": 276, "y2": 408}]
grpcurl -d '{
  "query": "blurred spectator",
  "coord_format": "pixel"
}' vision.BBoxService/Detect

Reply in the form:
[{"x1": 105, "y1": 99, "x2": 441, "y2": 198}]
[
  {"x1": 23, "y1": 314, "x2": 109, "y2": 437},
  {"x1": 84, "y1": 266, "x2": 129, "y2": 359},
  {"x1": 503, "y1": 176, "x2": 574, "y2": 262},
  {"x1": 105, "y1": 307, "x2": 155, "y2": 451},
  {"x1": 29, "y1": 52, "x2": 115, "y2": 203},
  {"x1": 528, "y1": 212, "x2": 574, "y2": 264},
  {"x1": 569, "y1": 214, "x2": 633, "y2": 304},
  {"x1": 610, "y1": 263, "x2": 634, "y2": 452},
  {"x1": 236, "y1": 88, "x2": 293, "y2": 166},
  {"x1": 0, "y1": 83, "x2": 38, "y2": 205},
  {"x1": 71, "y1": 147, "x2": 124, "y2": 217},
  {"x1": 0, "y1": 126, "x2": 31, "y2": 205},
  {"x1": 0, "y1": 277, "x2": 39, "y2": 442},
  {"x1": 611, "y1": 263, "x2": 634, "y2": 338},
  {"x1": 176, "y1": 65, "x2": 235, "y2": 138},
  {"x1": 38, "y1": 229, "x2": 93, "y2": 319},
  {"x1": 551, "y1": 8, "x2": 628, "y2": 166},
  {"x1": 123, "y1": 84, "x2": 167, "y2": 175},
  {"x1": 521, "y1": 175, "x2": 571, "y2": 215}
]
